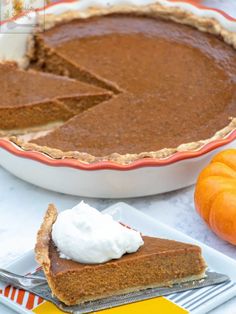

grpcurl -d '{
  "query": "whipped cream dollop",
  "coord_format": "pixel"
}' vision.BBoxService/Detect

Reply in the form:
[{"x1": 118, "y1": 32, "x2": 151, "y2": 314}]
[{"x1": 52, "y1": 201, "x2": 144, "y2": 264}]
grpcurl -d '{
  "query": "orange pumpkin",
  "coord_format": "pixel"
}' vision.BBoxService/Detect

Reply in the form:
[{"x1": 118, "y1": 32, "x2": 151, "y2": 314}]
[{"x1": 194, "y1": 149, "x2": 236, "y2": 245}]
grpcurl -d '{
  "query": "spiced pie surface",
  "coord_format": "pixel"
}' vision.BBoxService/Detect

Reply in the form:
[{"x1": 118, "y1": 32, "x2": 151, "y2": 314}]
[{"x1": 4, "y1": 5, "x2": 236, "y2": 164}]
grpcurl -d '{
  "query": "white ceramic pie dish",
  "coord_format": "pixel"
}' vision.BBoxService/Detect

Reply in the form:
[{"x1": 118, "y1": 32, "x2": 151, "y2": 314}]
[{"x1": 0, "y1": 0, "x2": 236, "y2": 198}]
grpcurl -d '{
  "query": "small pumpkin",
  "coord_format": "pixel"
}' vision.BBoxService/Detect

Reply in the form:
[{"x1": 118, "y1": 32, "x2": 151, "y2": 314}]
[{"x1": 194, "y1": 149, "x2": 236, "y2": 245}]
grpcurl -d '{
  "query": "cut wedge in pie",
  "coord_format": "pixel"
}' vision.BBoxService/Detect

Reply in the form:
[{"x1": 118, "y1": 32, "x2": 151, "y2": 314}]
[
  {"x1": 2, "y1": 3, "x2": 236, "y2": 164},
  {"x1": 0, "y1": 62, "x2": 111, "y2": 132},
  {"x1": 35, "y1": 204, "x2": 206, "y2": 306}
]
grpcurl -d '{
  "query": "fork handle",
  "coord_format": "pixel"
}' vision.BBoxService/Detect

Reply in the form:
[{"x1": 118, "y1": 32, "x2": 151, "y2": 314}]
[{"x1": 0, "y1": 268, "x2": 46, "y2": 289}]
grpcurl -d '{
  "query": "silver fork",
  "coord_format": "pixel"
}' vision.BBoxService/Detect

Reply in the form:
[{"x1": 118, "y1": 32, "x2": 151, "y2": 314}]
[{"x1": 0, "y1": 268, "x2": 46, "y2": 289}]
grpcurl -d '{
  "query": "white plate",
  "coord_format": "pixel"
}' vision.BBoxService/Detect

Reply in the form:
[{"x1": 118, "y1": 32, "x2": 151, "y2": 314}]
[
  {"x1": 0, "y1": 202, "x2": 236, "y2": 314},
  {"x1": 0, "y1": 0, "x2": 236, "y2": 198}
]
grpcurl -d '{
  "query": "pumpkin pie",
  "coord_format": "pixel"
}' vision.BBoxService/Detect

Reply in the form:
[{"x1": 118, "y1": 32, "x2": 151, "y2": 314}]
[
  {"x1": 35, "y1": 204, "x2": 206, "y2": 305},
  {"x1": 4, "y1": 4, "x2": 236, "y2": 164}
]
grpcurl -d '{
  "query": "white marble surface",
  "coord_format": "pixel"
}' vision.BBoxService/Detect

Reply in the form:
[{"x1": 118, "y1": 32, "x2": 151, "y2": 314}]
[{"x1": 0, "y1": 0, "x2": 236, "y2": 313}]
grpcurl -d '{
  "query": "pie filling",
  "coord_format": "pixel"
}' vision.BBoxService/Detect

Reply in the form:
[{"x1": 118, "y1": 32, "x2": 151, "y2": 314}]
[
  {"x1": 48, "y1": 236, "x2": 206, "y2": 305},
  {"x1": 2, "y1": 13, "x2": 236, "y2": 162}
]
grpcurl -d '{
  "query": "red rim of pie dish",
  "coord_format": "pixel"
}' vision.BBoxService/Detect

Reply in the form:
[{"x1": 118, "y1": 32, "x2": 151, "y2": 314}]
[{"x1": 0, "y1": 0, "x2": 236, "y2": 171}]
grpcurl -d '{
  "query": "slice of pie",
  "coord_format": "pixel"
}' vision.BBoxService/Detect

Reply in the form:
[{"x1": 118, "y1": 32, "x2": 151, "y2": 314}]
[
  {"x1": 0, "y1": 62, "x2": 111, "y2": 131},
  {"x1": 35, "y1": 204, "x2": 206, "y2": 306}
]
